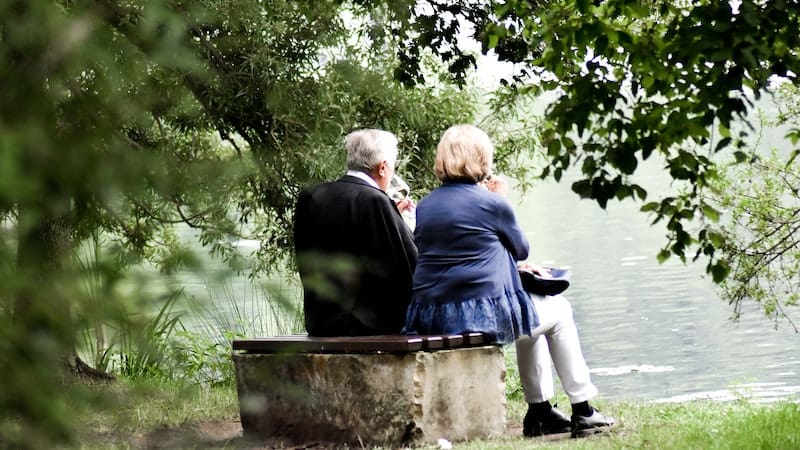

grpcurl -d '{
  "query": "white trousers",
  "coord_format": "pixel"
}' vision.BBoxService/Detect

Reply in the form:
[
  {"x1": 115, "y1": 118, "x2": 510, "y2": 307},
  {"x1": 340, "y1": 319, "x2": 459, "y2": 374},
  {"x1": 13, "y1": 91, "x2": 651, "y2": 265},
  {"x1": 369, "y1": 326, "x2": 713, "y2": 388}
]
[{"x1": 515, "y1": 294, "x2": 598, "y2": 404}]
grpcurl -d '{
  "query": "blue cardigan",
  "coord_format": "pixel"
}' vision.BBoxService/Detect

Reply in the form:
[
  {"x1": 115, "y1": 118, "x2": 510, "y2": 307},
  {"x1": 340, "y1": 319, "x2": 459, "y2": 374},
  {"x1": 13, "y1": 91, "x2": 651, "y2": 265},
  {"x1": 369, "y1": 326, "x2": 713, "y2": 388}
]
[{"x1": 403, "y1": 182, "x2": 539, "y2": 344}]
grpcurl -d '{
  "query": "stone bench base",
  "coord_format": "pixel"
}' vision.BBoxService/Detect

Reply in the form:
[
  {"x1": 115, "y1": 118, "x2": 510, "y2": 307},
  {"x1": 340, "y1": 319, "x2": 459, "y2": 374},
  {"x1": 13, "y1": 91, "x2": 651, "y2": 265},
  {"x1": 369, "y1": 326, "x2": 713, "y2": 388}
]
[{"x1": 233, "y1": 345, "x2": 506, "y2": 447}]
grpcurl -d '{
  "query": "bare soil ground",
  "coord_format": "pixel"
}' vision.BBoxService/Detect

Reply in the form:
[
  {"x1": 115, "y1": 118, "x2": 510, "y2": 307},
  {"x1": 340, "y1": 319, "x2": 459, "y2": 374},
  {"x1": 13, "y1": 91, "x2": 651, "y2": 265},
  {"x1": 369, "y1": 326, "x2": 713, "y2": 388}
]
[
  {"x1": 130, "y1": 419, "x2": 324, "y2": 449},
  {"x1": 130, "y1": 419, "x2": 384, "y2": 449},
  {"x1": 127, "y1": 421, "x2": 570, "y2": 449}
]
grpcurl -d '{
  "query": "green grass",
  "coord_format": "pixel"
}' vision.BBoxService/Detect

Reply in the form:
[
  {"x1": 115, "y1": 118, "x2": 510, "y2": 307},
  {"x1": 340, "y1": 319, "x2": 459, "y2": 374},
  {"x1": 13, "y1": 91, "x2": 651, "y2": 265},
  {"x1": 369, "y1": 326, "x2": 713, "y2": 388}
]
[
  {"x1": 464, "y1": 400, "x2": 800, "y2": 450},
  {"x1": 71, "y1": 377, "x2": 800, "y2": 450},
  {"x1": 72, "y1": 378, "x2": 239, "y2": 449}
]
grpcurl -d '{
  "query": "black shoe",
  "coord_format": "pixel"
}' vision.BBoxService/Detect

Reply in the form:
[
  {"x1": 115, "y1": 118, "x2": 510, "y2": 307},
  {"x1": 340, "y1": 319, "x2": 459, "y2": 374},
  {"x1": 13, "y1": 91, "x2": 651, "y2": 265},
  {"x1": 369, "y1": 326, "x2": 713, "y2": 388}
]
[
  {"x1": 571, "y1": 407, "x2": 615, "y2": 438},
  {"x1": 523, "y1": 405, "x2": 572, "y2": 437}
]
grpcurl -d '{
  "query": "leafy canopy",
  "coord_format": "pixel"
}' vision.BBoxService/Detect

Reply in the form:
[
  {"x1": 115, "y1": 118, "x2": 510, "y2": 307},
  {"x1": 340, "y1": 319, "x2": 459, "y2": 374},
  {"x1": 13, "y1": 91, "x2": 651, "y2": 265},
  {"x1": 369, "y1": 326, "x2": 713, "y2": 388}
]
[
  {"x1": 1, "y1": 0, "x2": 485, "y2": 445},
  {"x1": 394, "y1": 0, "x2": 800, "y2": 287}
]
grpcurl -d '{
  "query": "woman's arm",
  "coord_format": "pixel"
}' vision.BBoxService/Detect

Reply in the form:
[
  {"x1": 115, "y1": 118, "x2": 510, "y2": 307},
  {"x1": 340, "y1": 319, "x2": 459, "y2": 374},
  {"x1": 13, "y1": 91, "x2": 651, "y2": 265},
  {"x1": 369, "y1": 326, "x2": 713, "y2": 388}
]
[
  {"x1": 482, "y1": 175, "x2": 529, "y2": 260},
  {"x1": 495, "y1": 199, "x2": 529, "y2": 260}
]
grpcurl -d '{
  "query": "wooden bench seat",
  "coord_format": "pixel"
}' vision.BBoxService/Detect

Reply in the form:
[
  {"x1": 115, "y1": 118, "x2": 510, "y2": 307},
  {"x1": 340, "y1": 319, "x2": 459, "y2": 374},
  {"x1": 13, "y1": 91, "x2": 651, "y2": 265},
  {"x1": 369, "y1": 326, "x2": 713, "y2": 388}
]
[{"x1": 231, "y1": 332, "x2": 490, "y2": 354}]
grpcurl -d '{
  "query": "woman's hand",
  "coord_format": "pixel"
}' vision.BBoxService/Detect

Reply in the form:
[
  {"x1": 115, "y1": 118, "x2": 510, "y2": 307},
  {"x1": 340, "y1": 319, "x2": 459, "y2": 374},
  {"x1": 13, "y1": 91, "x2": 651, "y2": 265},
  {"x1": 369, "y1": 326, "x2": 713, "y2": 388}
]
[
  {"x1": 518, "y1": 261, "x2": 549, "y2": 276},
  {"x1": 483, "y1": 175, "x2": 508, "y2": 197}
]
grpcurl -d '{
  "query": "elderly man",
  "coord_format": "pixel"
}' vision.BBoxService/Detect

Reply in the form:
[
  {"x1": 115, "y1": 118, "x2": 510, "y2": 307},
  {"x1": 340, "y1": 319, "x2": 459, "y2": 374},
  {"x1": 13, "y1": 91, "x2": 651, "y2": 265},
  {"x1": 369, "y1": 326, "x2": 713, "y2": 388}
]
[{"x1": 293, "y1": 129, "x2": 417, "y2": 336}]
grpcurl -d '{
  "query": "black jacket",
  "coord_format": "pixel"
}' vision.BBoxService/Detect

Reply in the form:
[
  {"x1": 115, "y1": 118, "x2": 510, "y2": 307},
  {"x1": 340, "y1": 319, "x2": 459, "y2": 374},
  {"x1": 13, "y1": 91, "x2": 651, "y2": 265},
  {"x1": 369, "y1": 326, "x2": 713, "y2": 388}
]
[{"x1": 293, "y1": 175, "x2": 417, "y2": 336}]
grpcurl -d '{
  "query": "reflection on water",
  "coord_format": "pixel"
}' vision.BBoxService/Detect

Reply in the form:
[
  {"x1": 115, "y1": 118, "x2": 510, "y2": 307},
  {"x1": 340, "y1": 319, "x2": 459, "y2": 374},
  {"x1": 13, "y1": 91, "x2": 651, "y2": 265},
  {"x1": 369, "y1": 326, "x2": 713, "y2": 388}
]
[{"x1": 512, "y1": 159, "x2": 799, "y2": 403}]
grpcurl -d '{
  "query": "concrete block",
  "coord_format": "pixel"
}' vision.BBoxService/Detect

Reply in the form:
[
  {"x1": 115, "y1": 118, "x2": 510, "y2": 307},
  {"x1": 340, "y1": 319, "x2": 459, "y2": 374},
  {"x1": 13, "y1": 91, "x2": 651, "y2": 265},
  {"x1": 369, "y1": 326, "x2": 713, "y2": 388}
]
[{"x1": 233, "y1": 346, "x2": 506, "y2": 447}]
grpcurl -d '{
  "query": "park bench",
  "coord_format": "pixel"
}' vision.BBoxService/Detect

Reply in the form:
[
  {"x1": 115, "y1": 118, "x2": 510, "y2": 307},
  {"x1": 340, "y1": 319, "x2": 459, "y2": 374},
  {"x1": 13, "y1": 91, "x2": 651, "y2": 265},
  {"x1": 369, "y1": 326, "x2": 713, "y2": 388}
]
[{"x1": 232, "y1": 332, "x2": 507, "y2": 447}]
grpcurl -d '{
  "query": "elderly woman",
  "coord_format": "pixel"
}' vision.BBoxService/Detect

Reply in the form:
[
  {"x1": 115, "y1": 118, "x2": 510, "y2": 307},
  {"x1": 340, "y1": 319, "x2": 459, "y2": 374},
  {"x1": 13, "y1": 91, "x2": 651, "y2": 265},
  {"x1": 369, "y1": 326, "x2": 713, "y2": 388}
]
[{"x1": 403, "y1": 124, "x2": 614, "y2": 438}]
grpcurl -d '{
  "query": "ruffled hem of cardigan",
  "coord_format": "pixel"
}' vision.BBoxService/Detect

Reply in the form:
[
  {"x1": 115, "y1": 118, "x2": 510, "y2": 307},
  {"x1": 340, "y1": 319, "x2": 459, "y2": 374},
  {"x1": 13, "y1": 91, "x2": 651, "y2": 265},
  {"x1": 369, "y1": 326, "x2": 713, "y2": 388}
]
[{"x1": 402, "y1": 288, "x2": 538, "y2": 345}]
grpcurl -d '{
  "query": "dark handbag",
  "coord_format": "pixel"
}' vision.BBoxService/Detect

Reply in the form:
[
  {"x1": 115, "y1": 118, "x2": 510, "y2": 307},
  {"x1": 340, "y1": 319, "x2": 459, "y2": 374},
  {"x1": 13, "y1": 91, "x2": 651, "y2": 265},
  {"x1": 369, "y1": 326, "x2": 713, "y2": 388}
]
[{"x1": 518, "y1": 267, "x2": 571, "y2": 296}]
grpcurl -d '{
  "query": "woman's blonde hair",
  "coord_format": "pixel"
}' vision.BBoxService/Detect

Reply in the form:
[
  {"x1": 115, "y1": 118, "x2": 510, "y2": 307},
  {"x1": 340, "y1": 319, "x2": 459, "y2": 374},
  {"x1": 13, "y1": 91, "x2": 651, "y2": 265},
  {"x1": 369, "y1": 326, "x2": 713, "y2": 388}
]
[{"x1": 434, "y1": 124, "x2": 493, "y2": 183}]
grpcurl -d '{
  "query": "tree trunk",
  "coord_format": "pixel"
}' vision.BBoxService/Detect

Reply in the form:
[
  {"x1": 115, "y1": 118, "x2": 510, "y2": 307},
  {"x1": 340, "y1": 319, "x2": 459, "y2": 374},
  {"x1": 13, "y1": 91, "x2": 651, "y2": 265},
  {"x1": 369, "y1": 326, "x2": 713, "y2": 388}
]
[
  {"x1": 13, "y1": 199, "x2": 113, "y2": 381},
  {"x1": 15, "y1": 199, "x2": 72, "y2": 329}
]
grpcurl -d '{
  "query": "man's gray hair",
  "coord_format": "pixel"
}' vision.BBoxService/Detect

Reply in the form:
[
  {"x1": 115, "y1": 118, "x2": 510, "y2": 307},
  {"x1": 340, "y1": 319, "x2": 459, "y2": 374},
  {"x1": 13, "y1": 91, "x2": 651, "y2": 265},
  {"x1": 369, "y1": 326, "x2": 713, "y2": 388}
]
[{"x1": 345, "y1": 129, "x2": 398, "y2": 173}]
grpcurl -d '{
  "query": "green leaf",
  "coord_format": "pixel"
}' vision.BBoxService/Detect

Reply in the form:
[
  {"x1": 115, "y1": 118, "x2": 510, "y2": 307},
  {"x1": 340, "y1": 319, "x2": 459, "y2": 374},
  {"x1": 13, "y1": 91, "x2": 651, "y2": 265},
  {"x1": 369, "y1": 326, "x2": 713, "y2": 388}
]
[
  {"x1": 632, "y1": 184, "x2": 647, "y2": 201},
  {"x1": 710, "y1": 260, "x2": 730, "y2": 283},
  {"x1": 714, "y1": 137, "x2": 732, "y2": 152},
  {"x1": 487, "y1": 33, "x2": 499, "y2": 50},
  {"x1": 657, "y1": 249, "x2": 671, "y2": 264},
  {"x1": 539, "y1": 166, "x2": 551, "y2": 178},
  {"x1": 571, "y1": 179, "x2": 592, "y2": 198},
  {"x1": 627, "y1": 3, "x2": 649, "y2": 18},
  {"x1": 614, "y1": 185, "x2": 631, "y2": 200},
  {"x1": 617, "y1": 151, "x2": 638, "y2": 174},
  {"x1": 547, "y1": 139, "x2": 562, "y2": 156},
  {"x1": 787, "y1": 130, "x2": 800, "y2": 146},
  {"x1": 640, "y1": 201, "x2": 659, "y2": 212},
  {"x1": 563, "y1": 136, "x2": 576, "y2": 151},
  {"x1": 707, "y1": 231, "x2": 725, "y2": 248},
  {"x1": 786, "y1": 149, "x2": 799, "y2": 168},
  {"x1": 596, "y1": 34, "x2": 609, "y2": 54},
  {"x1": 702, "y1": 204, "x2": 720, "y2": 222}
]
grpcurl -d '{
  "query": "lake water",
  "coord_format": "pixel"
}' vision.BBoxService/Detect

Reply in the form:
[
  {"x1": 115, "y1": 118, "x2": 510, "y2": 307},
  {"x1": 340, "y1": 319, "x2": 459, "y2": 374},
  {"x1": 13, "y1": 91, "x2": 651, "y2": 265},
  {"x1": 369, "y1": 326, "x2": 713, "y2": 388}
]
[{"x1": 511, "y1": 156, "x2": 800, "y2": 404}]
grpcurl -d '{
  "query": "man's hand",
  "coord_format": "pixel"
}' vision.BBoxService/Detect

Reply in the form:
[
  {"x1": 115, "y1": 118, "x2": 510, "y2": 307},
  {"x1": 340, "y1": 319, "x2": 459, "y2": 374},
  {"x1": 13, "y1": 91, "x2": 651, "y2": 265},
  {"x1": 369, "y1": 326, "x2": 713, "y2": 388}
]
[{"x1": 396, "y1": 197, "x2": 416, "y2": 214}]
